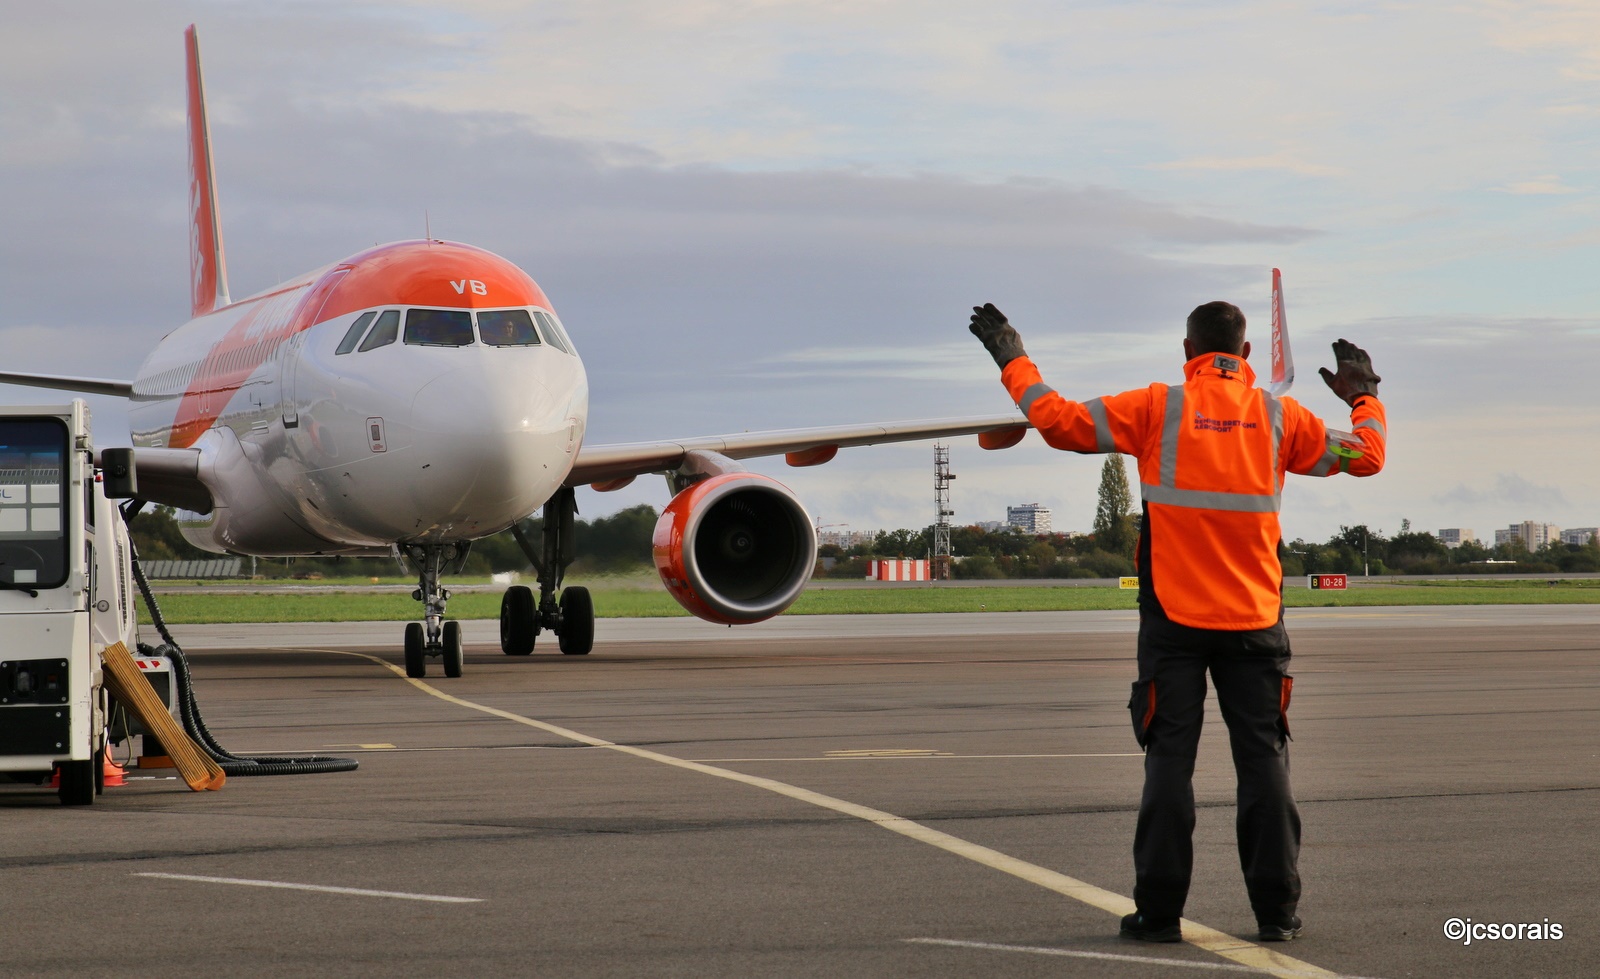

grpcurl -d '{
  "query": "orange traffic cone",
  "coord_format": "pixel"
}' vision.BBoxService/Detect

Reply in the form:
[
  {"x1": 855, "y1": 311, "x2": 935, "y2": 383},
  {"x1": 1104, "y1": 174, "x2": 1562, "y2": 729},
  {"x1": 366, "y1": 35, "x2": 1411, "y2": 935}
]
[{"x1": 102, "y1": 748, "x2": 127, "y2": 787}]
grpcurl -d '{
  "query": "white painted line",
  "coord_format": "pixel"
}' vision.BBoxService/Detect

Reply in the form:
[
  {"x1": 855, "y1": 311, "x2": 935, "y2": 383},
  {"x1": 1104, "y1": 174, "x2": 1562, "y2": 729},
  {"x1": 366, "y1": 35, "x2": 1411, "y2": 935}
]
[
  {"x1": 330, "y1": 650, "x2": 1343, "y2": 979},
  {"x1": 907, "y1": 937, "x2": 1277, "y2": 973},
  {"x1": 905, "y1": 938, "x2": 1384, "y2": 978},
  {"x1": 691, "y1": 752, "x2": 1145, "y2": 762},
  {"x1": 133, "y1": 872, "x2": 482, "y2": 904}
]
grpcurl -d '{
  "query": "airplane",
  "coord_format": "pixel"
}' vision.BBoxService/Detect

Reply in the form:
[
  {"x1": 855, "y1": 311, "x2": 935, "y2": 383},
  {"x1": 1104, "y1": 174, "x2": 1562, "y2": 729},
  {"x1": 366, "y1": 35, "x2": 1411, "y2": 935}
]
[{"x1": 0, "y1": 26, "x2": 1032, "y2": 679}]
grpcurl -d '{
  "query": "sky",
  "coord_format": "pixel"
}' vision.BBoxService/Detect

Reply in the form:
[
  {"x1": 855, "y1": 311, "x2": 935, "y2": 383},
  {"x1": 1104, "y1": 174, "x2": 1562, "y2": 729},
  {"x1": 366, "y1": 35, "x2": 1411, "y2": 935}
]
[{"x1": 2, "y1": 1, "x2": 1597, "y2": 544}]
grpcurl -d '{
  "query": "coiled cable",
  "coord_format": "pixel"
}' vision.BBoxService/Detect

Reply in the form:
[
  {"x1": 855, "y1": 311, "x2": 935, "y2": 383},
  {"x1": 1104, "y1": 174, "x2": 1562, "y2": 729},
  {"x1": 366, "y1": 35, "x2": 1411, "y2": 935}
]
[{"x1": 124, "y1": 502, "x2": 357, "y2": 777}]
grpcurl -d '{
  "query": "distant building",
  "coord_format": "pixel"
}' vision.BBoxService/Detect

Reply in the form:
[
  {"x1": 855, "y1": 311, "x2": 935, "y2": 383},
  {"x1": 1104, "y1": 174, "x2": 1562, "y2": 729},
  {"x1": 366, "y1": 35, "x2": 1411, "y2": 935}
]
[
  {"x1": 818, "y1": 529, "x2": 877, "y2": 550},
  {"x1": 1561, "y1": 527, "x2": 1597, "y2": 546},
  {"x1": 1495, "y1": 521, "x2": 1560, "y2": 553},
  {"x1": 1437, "y1": 528, "x2": 1476, "y2": 549},
  {"x1": 1007, "y1": 503, "x2": 1052, "y2": 535},
  {"x1": 972, "y1": 520, "x2": 1006, "y2": 533}
]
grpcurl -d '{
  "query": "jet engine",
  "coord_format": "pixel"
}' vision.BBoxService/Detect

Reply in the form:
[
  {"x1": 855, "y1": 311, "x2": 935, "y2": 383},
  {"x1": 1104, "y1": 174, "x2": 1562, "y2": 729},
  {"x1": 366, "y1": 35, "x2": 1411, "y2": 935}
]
[{"x1": 652, "y1": 473, "x2": 818, "y2": 625}]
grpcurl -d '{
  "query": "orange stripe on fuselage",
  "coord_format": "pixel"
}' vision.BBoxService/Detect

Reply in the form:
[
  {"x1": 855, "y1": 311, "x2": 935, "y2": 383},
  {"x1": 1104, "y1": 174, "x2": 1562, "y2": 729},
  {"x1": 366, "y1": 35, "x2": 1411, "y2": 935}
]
[
  {"x1": 167, "y1": 277, "x2": 321, "y2": 448},
  {"x1": 164, "y1": 240, "x2": 551, "y2": 449}
]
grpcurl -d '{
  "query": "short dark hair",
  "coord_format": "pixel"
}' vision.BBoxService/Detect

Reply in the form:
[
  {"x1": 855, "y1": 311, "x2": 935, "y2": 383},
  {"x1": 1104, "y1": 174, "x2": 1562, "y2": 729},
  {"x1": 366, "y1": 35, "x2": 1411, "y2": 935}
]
[{"x1": 1186, "y1": 301, "x2": 1247, "y2": 355}]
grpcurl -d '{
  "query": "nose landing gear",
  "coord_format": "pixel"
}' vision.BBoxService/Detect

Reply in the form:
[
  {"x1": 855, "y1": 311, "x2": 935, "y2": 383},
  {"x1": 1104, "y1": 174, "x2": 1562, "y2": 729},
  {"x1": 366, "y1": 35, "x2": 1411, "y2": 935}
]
[
  {"x1": 401, "y1": 541, "x2": 470, "y2": 678},
  {"x1": 501, "y1": 487, "x2": 595, "y2": 657}
]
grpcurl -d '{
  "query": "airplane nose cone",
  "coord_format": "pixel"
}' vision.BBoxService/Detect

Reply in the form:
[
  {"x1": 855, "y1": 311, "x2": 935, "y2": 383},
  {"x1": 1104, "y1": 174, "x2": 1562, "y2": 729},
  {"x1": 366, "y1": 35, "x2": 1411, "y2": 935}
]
[{"x1": 403, "y1": 365, "x2": 580, "y2": 535}]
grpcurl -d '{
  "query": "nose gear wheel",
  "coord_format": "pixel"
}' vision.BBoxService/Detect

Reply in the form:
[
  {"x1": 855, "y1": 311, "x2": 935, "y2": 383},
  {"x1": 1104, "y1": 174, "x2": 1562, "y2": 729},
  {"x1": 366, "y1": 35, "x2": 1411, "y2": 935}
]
[{"x1": 401, "y1": 541, "x2": 470, "y2": 677}]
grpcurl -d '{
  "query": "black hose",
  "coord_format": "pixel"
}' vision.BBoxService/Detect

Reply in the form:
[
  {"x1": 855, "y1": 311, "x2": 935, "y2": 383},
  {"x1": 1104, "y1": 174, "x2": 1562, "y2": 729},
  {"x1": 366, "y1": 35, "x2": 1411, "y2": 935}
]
[{"x1": 124, "y1": 503, "x2": 357, "y2": 777}]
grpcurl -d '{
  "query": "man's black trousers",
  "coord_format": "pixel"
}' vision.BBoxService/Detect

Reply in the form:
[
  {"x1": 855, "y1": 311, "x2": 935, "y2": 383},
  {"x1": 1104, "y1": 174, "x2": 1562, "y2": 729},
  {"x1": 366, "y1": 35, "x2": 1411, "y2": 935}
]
[{"x1": 1128, "y1": 612, "x2": 1301, "y2": 922}]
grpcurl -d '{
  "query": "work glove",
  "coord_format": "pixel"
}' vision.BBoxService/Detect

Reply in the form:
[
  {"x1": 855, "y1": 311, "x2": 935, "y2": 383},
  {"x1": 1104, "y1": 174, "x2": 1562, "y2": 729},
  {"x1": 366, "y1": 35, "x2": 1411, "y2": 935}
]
[
  {"x1": 1318, "y1": 338, "x2": 1380, "y2": 406},
  {"x1": 969, "y1": 303, "x2": 1027, "y2": 369}
]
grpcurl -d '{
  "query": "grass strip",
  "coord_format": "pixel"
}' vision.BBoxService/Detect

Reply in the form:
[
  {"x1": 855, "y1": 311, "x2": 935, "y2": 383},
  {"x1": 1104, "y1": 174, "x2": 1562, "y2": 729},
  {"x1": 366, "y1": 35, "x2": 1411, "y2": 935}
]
[{"x1": 139, "y1": 584, "x2": 1600, "y2": 625}]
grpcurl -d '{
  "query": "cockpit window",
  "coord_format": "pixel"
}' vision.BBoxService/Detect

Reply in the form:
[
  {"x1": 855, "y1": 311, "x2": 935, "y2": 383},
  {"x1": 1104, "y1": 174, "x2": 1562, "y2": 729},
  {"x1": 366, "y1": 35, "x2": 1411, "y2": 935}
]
[
  {"x1": 532, "y1": 311, "x2": 571, "y2": 354},
  {"x1": 335, "y1": 311, "x2": 377, "y2": 355},
  {"x1": 358, "y1": 310, "x2": 400, "y2": 352},
  {"x1": 478, "y1": 309, "x2": 541, "y2": 347},
  {"x1": 405, "y1": 309, "x2": 475, "y2": 347}
]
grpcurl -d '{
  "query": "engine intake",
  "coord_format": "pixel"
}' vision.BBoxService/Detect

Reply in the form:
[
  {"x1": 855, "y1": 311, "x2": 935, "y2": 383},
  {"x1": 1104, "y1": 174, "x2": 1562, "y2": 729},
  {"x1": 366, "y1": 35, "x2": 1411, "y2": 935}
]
[{"x1": 652, "y1": 473, "x2": 817, "y2": 625}]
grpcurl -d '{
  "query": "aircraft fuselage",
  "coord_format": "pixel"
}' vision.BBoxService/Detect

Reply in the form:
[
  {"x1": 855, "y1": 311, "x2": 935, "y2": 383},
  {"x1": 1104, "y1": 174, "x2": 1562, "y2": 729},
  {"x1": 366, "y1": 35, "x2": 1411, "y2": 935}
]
[{"x1": 128, "y1": 239, "x2": 589, "y2": 556}]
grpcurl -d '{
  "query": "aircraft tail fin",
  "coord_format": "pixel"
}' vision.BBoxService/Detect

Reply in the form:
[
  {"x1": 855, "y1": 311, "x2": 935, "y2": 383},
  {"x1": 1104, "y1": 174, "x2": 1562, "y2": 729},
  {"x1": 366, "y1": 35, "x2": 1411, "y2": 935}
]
[
  {"x1": 185, "y1": 25, "x2": 230, "y2": 318},
  {"x1": 1268, "y1": 267, "x2": 1294, "y2": 396}
]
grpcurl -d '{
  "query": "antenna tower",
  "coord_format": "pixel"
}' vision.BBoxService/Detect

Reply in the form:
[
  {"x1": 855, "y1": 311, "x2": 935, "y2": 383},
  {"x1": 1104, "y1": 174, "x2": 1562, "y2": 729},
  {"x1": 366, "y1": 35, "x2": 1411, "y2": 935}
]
[{"x1": 933, "y1": 443, "x2": 954, "y2": 580}]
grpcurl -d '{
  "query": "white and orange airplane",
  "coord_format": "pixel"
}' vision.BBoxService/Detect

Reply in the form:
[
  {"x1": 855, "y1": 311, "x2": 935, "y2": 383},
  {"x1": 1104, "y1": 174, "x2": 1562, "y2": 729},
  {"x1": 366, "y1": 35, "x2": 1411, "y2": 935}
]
[{"x1": 0, "y1": 27, "x2": 1031, "y2": 678}]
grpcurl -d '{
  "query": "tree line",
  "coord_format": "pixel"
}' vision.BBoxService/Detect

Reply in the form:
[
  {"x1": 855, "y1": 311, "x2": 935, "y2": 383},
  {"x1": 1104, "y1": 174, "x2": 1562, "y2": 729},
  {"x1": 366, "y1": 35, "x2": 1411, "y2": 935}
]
[
  {"x1": 127, "y1": 504, "x2": 662, "y2": 578},
  {"x1": 125, "y1": 451, "x2": 1600, "y2": 579},
  {"x1": 1283, "y1": 521, "x2": 1600, "y2": 576}
]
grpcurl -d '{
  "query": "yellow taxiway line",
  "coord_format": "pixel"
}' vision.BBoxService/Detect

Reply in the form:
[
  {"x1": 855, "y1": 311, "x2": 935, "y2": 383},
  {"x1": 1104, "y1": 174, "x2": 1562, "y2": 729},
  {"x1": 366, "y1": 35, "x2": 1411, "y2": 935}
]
[{"x1": 334, "y1": 650, "x2": 1344, "y2": 979}]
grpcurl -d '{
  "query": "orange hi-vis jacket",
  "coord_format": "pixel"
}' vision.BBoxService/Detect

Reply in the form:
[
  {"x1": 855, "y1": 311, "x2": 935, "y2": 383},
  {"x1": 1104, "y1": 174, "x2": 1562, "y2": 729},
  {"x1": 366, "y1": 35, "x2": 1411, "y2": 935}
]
[{"x1": 1002, "y1": 351, "x2": 1387, "y2": 631}]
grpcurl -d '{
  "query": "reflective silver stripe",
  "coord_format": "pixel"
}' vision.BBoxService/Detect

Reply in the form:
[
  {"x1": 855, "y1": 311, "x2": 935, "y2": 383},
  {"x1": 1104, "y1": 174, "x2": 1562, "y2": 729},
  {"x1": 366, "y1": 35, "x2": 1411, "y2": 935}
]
[
  {"x1": 1159, "y1": 384, "x2": 1183, "y2": 488},
  {"x1": 1354, "y1": 418, "x2": 1386, "y2": 439},
  {"x1": 1019, "y1": 382, "x2": 1055, "y2": 417},
  {"x1": 1263, "y1": 390, "x2": 1284, "y2": 488},
  {"x1": 1309, "y1": 428, "x2": 1356, "y2": 477},
  {"x1": 1142, "y1": 482, "x2": 1282, "y2": 513},
  {"x1": 1085, "y1": 398, "x2": 1114, "y2": 452}
]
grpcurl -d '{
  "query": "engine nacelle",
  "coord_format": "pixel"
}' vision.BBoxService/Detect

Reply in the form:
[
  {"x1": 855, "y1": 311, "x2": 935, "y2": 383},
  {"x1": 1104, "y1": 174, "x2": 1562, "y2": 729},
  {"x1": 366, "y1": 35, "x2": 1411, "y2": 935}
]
[{"x1": 652, "y1": 473, "x2": 817, "y2": 625}]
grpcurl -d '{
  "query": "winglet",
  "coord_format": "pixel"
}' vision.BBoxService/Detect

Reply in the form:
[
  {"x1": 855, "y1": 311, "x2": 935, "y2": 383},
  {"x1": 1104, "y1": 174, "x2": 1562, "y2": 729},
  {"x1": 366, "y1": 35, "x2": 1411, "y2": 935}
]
[
  {"x1": 1268, "y1": 267, "x2": 1294, "y2": 396},
  {"x1": 186, "y1": 25, "x2": 230, "y2": 318}
]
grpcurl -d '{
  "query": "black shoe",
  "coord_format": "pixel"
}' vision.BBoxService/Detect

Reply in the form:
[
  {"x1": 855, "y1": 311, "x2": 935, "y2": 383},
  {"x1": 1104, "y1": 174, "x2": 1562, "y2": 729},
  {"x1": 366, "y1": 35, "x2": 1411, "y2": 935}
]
[
  {"x1": 1257, "y1": 915, "x2": 1303, "y2": 941},
  {"x1": 1120, "y1": 912, "x2": 1181, "y2": 942}
]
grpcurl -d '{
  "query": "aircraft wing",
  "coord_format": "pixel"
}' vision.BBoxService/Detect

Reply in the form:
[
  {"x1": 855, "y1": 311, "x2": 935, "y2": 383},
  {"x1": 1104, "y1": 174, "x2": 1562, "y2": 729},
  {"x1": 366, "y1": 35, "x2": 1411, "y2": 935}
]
[
  {"x1": 567, "y1": 412, "x2": 1032, "y2": 488},
  {"x1": 0, "y1": 371, "x2": 135, "y2": 398}
]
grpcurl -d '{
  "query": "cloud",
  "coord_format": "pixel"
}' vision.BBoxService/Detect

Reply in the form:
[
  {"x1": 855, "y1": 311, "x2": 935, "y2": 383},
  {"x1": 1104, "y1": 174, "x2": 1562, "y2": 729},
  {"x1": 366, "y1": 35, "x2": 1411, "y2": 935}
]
[
  {"x1": 1, "y1": 82, "x2": 1307, "y2": 446},
  {"x1": 1150, "y1": 154, "x2": 1348, "y2": 178},
  {"x1": 1496, "y1": 174, "x2": 1579, "y2": 195},
  {"x1": 3, "y1": 3, "x2": 1599, "y2": 544},
  {"x1": 1432, "y1": 473, "x2": 1570, "y2": 513}
]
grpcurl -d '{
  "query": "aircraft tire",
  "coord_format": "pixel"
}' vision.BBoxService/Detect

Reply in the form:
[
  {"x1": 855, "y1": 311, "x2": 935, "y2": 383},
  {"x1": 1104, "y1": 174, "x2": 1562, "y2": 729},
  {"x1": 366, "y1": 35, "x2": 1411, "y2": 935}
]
[
  {"x1": 404, "y1": 622, "x2": 426, "y2": 678},
  {"x1": 501, "y1": 585, "x2": 536, "y2": 655},
  {"x1": 443, "y1": 621, "x2": 464, "y2": 678},
  {"x1": 558, "y1": 587, "x2": 594, "y2": 655},
  {"x1": 58, "y1": 758, "x2": 95, "y2": 806}
]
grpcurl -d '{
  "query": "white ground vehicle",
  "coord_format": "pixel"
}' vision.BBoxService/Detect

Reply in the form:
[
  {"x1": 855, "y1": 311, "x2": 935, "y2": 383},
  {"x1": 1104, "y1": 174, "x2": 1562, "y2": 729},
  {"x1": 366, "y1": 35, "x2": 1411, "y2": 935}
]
[{"x1": 0, "y1": 401, "x2": 139, "y2": 805}]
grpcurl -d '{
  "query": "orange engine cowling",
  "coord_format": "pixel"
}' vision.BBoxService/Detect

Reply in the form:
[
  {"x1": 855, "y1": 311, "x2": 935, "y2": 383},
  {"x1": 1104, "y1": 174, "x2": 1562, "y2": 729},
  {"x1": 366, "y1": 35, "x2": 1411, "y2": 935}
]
[{"x1": 652, "y1": 473, "x2": 818, "y2": 625}]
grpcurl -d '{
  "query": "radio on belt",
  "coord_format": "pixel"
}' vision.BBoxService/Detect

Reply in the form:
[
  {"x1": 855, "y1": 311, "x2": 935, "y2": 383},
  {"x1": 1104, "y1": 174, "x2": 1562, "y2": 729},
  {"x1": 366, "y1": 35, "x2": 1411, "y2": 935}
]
[{"x1": 0, "y1": 401, "x2": 144, "y2": 805}]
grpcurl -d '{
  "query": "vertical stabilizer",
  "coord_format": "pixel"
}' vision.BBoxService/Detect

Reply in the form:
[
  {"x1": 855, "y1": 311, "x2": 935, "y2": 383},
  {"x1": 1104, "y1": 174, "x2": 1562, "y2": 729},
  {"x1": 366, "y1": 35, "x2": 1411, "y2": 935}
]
[
  {"x1": 185, "y1": 25, "x2": 230, "y2": 318},
  {"x1": 1268, "y1": 267, "x2": 1294, "y2": 396}
]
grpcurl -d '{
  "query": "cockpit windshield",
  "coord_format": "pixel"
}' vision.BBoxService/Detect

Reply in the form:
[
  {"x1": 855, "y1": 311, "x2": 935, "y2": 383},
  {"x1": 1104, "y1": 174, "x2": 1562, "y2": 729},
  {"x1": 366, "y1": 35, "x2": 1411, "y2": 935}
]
[
  {"x1": 0, "y1": 418, "x2": 69, "y2": 589},
  {"x1": 404, "y1": 309, "x2": 475, "y2": 347},
  {"x1": 532, "y1": 311, "x2": 572, "y2": 354},
  {"x1": 478, "y1": 309, "x2": 540, "y2": 346},
  {"x1": 338, "y1": 307, "x2": 572, "y2": 354},
  {"x1": 358, "y1": 310, "x2": 400, "y2": 351}
]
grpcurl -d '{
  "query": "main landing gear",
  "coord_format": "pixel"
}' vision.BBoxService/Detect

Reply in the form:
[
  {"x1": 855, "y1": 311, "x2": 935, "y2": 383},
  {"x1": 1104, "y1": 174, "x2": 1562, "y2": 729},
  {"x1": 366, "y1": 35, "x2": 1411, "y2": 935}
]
[
  {"x1": 402, "y1": 541, "x2": 469, "y2": 679},
  {"x1": 500, "y1": 487, "x2": 595, "y2": 657}
]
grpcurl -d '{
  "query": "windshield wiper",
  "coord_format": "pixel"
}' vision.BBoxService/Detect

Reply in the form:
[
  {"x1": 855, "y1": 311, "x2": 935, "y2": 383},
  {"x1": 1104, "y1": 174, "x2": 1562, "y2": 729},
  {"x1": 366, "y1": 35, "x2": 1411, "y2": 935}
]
[{"x1": 0, "y1": 579, "x2": 40, "y2": 598}]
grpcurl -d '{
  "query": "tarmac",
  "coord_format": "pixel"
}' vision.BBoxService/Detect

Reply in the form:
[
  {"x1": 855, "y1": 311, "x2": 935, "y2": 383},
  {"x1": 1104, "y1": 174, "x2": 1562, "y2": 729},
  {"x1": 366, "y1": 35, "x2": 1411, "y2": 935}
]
[{"x1": 4, "y1": 604, "x2": 1597, "y2": 977}]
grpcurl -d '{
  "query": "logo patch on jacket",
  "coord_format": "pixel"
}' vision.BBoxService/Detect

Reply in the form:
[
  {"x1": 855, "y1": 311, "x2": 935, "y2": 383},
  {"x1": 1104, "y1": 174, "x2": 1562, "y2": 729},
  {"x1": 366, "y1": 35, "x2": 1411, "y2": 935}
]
[
  {"x1": 1193, "y1": 411, "x2": 1258, "y2": 433},
  {"x1": 1212, "y1": 355, "x2": 1241, "y2": 372}
]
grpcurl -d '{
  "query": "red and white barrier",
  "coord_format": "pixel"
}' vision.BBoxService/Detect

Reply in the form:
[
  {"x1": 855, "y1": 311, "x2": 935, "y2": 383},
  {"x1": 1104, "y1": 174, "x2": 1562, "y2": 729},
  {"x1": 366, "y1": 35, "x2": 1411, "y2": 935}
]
[{"x1": 867, "y1": 559, "x2": 928, "y2": 581}]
